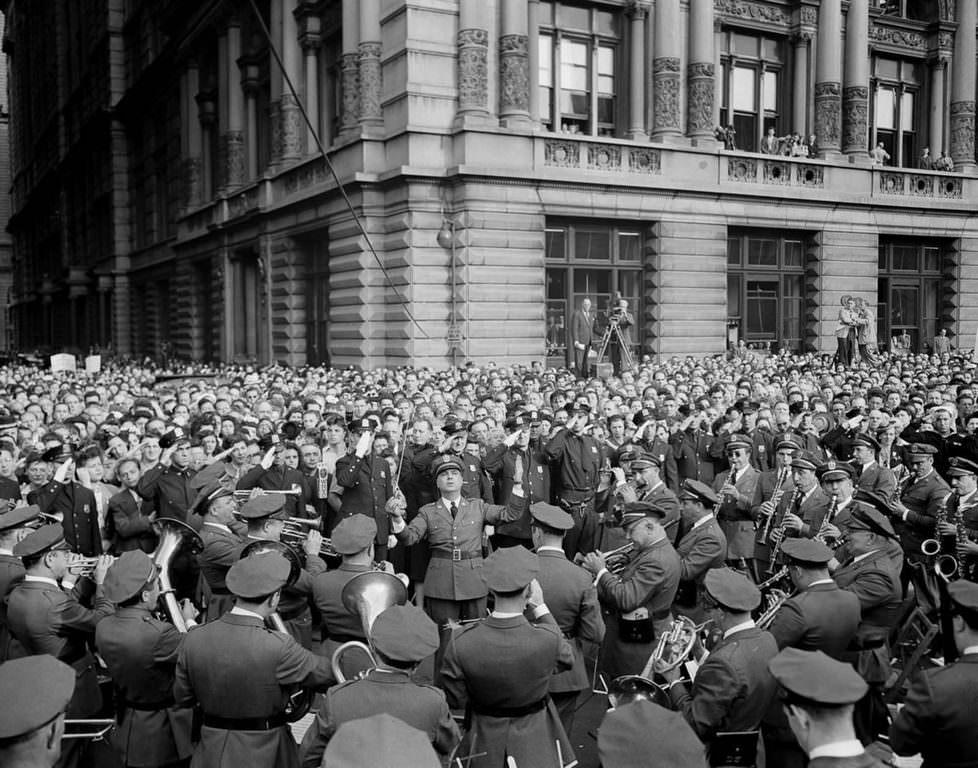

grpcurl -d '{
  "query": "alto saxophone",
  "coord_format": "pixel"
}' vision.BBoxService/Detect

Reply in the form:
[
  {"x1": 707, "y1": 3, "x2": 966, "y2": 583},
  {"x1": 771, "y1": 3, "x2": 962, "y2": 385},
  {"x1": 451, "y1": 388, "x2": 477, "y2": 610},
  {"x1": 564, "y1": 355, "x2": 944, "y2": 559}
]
[{"x1": 921, "y1": 495, "x2": 950, "y2": 558}]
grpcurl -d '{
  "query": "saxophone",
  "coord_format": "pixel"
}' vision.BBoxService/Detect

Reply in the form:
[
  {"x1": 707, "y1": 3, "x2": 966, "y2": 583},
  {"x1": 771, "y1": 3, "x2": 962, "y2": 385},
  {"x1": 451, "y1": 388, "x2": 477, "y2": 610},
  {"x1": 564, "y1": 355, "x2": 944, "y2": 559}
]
[
  {"x1": 759, "y1": 468, "x2": 789, "y2": 540},
  {"x1": 767, "y1": 485, "x2": 801, "y2": 575},
  {"x1": 921, "y1": 495, "x2": 950, "y2": 558}
]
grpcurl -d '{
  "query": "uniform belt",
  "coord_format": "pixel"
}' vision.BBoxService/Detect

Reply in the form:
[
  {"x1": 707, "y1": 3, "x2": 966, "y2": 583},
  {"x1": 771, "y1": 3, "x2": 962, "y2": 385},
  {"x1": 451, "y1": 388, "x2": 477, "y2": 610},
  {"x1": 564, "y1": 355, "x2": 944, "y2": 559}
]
[
  {"x1": 276, "y1": 604, "x2": 310, "y2": 622},
  {"x1": 471, "y1": 697, "x2": 547, "y2": 718},
  {"x1": 122, "y1": 696, "x2": 175, "y2": 711},
  {"x1": 202, "y1": 713, "x2": 289, "y2": 731},
  {"x1": 430, "y1": 549, "x2": 481, "y2": 562}
]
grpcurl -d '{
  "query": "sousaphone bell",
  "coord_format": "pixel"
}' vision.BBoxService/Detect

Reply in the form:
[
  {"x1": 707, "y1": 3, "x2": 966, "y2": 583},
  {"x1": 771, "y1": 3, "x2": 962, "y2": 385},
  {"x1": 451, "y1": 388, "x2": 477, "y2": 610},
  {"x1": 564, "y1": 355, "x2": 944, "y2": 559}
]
[{"x1": 330, "y1": 571, "x2": 408, "y2": 683}]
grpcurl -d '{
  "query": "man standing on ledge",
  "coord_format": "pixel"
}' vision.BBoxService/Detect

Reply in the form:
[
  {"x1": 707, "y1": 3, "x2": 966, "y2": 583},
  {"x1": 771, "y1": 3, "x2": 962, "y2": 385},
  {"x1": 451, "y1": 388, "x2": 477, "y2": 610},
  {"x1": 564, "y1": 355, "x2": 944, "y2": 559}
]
[{"x1": 571, "y1": 298, "x2": 595, "y2": 378}]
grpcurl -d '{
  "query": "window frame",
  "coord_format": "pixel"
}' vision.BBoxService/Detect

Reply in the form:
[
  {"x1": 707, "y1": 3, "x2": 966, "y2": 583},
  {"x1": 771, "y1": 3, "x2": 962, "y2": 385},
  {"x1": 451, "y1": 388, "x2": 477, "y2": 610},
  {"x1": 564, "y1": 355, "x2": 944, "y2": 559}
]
[
  {"x1": 720, "y1": 30, "x2": 786, "y2": 153},
  {"x1": 871, "y1": 56, "x2": 923, "y2": 168},
  {"x1": 877, "y1": 240, "x2": 944, "y2": 353}
]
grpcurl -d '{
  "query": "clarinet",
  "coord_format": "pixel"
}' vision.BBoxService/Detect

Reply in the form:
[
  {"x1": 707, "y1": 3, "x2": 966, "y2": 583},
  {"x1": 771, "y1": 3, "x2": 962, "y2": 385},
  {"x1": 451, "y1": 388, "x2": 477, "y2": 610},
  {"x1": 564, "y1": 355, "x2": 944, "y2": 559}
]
[
  {"x1": 759, "y1": 468, "x2": 789, "y2": 540},
  {"x1": 815, "y1": 493, "x2": 840, "y2": 547},
  {"x1": 768, "y1": 486, "x2": 801, "y2": 575}
]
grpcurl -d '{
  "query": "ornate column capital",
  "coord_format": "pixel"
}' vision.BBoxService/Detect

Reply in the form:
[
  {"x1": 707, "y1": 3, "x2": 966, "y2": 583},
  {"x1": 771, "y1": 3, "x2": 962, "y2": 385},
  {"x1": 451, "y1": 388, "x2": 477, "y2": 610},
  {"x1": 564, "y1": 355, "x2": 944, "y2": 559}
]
[
  {"x1": 195, "y1": 91, "x2": 218, "y2": 126},
  {"x1": 299, "y1": 12, "x2": 322, "y2": 51},
  {"x1": 626, "y1": 0, "x2": 650, "y2": 20}
]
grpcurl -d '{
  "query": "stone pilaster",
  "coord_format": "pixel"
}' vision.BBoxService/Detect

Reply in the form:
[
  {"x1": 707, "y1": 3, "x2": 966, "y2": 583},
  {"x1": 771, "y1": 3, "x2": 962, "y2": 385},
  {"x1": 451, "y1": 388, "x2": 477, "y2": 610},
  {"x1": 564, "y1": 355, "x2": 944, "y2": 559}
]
[
  {"x1": 358, "y1": 41, "x2": 383, "y2": 125},
  {"x1": 814, "y1": 0, "x2": 843, "y2": 158},
  {"x1": 651, "y1": 0, "x2": 681, "y2": 142},
  {"x1": 499, "y1": 35, "x2": 530, "y2": 126},
  {"x1": 842, "y1": 0, "x2": 869, "y2": 162},
  {"x1": 456, "y1": 29, "x2": 490, "y2": 118},
  {"x1": 842, "y1": 87, "x2": 869, "y2": 158},
  {"x1": 219, "y1": 131, "x2": 246, "y2": 189},
  {"x1": 340, "y1": 53, "x2": 360, "y2": 132},
  {"x1": 279, "y1": 92, "x2": 302, "y2": 160},
  {"x1": 951, "y1": 0, "x2": 977, "y2": 173},
  {"x1": 182, "y1": 157, "x2": 202, "y2": 209},
  {"x1": 686, "y1": 0, "x2": 715, "y2": 144},
  {"x1": 626, "y1": 1, "x2": 648, "y2": 141},
  {"x1": 814, "y1": 83, "x2": 841, "y2": 155}
]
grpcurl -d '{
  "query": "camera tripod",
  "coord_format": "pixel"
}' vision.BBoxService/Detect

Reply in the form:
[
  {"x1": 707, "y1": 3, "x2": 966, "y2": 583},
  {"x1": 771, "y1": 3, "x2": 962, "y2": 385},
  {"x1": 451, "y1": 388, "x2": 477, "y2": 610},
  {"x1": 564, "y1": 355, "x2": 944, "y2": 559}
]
[{"x1": 593, "y1": 318, "x2": 635, "y2": 372}]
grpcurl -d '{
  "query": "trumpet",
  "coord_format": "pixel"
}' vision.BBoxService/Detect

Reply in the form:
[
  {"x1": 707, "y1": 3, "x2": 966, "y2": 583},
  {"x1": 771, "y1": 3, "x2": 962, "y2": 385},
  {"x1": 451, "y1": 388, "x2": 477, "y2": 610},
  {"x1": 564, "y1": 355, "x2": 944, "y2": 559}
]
[
  {"x1": 578, "y1": 543, "x2": 634, "y2": 575},
  {"x1": 279, "y1": 523, "x2": 340, "y2": 559},
  {"x1": 66, "y1": 555, "x2": 116, "y2": 576},
  {"x1": 232, "y1": 487, "x2": 303, "y2": 502}
]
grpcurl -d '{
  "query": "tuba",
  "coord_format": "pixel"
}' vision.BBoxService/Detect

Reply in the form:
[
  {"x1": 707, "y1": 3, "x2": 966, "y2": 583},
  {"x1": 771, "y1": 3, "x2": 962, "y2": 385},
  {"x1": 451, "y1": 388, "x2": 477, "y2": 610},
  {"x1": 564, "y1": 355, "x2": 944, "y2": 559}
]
[
  {"x1": 152, "y1": 517, "x2": 204, "y2": 633},
  {"x1": 330, "y1": 571, "x2": 408, "y2": 683}
]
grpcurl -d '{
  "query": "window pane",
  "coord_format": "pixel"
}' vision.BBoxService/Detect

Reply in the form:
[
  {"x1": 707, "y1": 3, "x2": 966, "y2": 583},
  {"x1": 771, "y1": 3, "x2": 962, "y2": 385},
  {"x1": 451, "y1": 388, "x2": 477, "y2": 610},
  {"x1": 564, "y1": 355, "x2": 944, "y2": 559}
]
[
  {"x1": 783, "y1": 296, "x2": 803, "y2": 344},
  {"x1": 878, "y1": 245, "x2": 887, "y2": 270},
  {"x1": 876, "y1": 88, "x2": 895, "y2": 130},
  {"x1": 727, "y1": 237, "x2": 742, "y2": 266},
  {"x1": 597, "y1": 97, "x2": 614, "y2": 125},
  {"x1": 783, "y1": 274, "x2": 804, "y2": 299},
  {"x1": 595, "y1": 9, "x2": 617, "y2": 36},
  {"x1": 784, "y1": 240, "x2": 804, "y2": 269},
  {"x1": 728, "y1": 274, "x2": 742, "y2": 317},
  {"x1": 747, "y1": 238, "x2": 778, "y2": 267},
  {"x1": 561, "y1": 40, "x2": 589, "y2": 87},
  {"x1": 545, "y1": 228, "x2": 566, "y2": 260},
  {"x1": 877, "y1": 58, "x2": 899, "y2": 80},
  {"x1": 762, "y1": 38, "x2": 782, "y2": 64},
  {"x1": 746, "y1": 280, "x2": 779, "y2": 337},
  {"x1": 619, "y1": 233, "x2": 640, "y2": 262},
  {"x1": 574, "y1": 269, "x2": 612, "y2": 305},
  {"x1": 901, "y1": 91, "x2": 915, "y2": 132},
  {"x1": 539, "y1": 35, "x2": 553, "y2": 85},
  {"x1": 732, "y1": 67, "x2": 756, "y2": 112},
  {"x1": 733, "y1": 113, "x2": 757, "y2": 152},
  {"x1": 539, "y1": 0, "x2": 554, "y2": 25},
  {"x1": 574, "y1": 229, "x2": 611, "y2": 260},
  {"x1": 733, "y1": 33, "x2": 758, "y2": 57},
  {"x1": 546, "y1": 299, "x2": 568, "y2": 360},
  {"x1": 597, "y1": 46, "x2": 614, "y2": 76},
  {"x1": 762, "y1": 71, "x2": 778, "y2": 113},
  {"x1": 558, "y1": 4, "x2": 589, "y2": 31},
  {"x1": 561, "y1": 91, "x2": 590, "y2": 117},
  {"x1": 547, "y1": 267, "x2": 567, "y2": 299},
  {"x1": 923, "y1": 247, "x2": 940, "y2": 272},
  {"x1": 618, "y1": 271, "x2": 640, "y2": 303},
  {"x1": 892, "y1": 245, "x2": 918, "y2": 271}
]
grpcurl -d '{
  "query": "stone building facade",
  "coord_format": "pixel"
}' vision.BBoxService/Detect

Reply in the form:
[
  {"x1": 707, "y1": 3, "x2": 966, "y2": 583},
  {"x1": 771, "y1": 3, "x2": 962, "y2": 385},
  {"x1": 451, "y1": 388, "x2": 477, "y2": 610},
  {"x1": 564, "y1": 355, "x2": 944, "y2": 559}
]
[{"x1": 4, "y1": 0, "x2": 978, "y2": 367}]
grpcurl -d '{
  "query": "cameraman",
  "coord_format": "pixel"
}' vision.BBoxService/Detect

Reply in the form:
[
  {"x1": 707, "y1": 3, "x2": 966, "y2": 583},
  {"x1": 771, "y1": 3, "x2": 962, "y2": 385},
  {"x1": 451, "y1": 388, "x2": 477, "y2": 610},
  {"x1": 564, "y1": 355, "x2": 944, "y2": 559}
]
[{"x1": 605, "y1": 297, "x2": 635, "y2": 375}]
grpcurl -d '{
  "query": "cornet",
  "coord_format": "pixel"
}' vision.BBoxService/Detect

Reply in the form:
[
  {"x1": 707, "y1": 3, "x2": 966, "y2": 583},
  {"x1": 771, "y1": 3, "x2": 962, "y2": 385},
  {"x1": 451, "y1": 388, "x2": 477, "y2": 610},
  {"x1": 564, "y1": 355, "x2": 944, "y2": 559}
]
[
  {"x1": 66, "y1": 555, "x2": 116, "y2": 576},
  {"x1": 280, "y1": 519, "x2": 339, "y2": 559},
  {"x1": 580, "y1": 542, "x2": 634, "y2": 575}
]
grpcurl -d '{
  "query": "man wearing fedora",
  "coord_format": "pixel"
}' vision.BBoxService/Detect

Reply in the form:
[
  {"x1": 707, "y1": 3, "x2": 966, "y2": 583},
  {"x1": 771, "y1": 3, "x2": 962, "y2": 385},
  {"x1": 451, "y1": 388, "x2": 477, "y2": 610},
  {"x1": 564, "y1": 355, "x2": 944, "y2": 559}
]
[{"x1": 835, "y1": 296, "x2": 858, "y2": 367}]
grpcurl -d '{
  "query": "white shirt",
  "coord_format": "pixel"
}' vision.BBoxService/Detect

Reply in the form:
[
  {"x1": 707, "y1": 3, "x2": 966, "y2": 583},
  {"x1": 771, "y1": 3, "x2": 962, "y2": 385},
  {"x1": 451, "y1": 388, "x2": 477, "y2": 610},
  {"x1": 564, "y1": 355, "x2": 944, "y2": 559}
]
[
  {"x1": 808, "y1": 740, "x2": 865, "y2": 759},
  {"x1": 536, "y1": 545, "x2": 564, "y2": 554},
  {"x1": 491, "y1": 605, "x2": 550, "y2": 620},
  {"x1": 24, "y1": 575, "x2": 60, "y2": 588},
  {"x1": 203, "y1": 522, "x2": 233, "y2": 535},
  {"x1": 230, "y1": 606, "x2": 265, "y2": 621},
  {"x1": 692, "y1": 514, "x2": 715, "y2": 531},
  {"x1": 723, "y1": 619, "x2": 756, "y2": 640},
  {"x1": 0, "y1": 547, "x2": 12, "y2": 556},
  {"x1": 962, "y1": 645, "x2": 978, "y2": 655},
  {"x1": 807, "y1": 578, "x2": 835, "y2": 588},
  {"x1": 850, "y1": 548, "x2": 880, "y2": 566}
]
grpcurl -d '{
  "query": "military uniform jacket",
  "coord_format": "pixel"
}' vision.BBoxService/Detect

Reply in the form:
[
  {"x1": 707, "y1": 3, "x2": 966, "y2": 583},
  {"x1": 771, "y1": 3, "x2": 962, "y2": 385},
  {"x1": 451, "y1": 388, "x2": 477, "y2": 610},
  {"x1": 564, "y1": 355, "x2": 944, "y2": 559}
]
[
  {"x1": 397, "y1": 497, "x2": 520, "y2": 600},
  {"x1": 137, "y1": 464, "x2": 197, "y2": 524},
  {"x1": 197, "y1": 522, "x2": 243, "y2": 621},
  {"x1": 536, "y1": 548, "x2": 605, "y2": 693},
  {"x1": 712, "y1": 465, "x2": 760, "y2": 559},
  {"x1": 483, "y1": 444, "x2": 551, "y2": 540},
  {"x1": 755, "y1": 486, "x2": 831, "y2": 564},
  {"x1": 675, "y1": 516, "x2": 727, "y2": 605},
  {"x1": 855, "y1": 462, "x2": 897, "y2": 503},
  {"x1": 335, "y1": 452, "x2": 394, "y2": 545},
  {"x1": 0, "y1": 552, "x2": 25, "y2": 661},
  {"x1": 597, "y1": 537, "x2": 681, "y2": 679},
  {"x1": 95, "y1": 607, "x2": 193, "y2": 767},
  {"x1": 237, "y1": 465, "x2": 308, "y2": 518},
  {"x1": 896, "y1": 470, "x2": 951, "y2": 554},
  {"x1": 311, "y1": 562, "x2": 371, "y2": 642},
  {"x1": 108, "y1": 488, "x2": 158, "y2": 554},
  {"x1": 442, "y1": 612, "x2": 575, "y2": 768},
  {"x1": 545, "y1": 428, "x2": 603, "y2": 498},
  {"x1": 749, "y1": 429, "x2": 776, "y2": 473},
  {"x1": 7, "y1": 578, "x2": 114, "y2": 714},
  {"x1": 768, "y1": 581, "x2": 861, "y2": 659},
  {"x1": 640, "y1": 482, "x2": 681, "y2": 544},
  {"x1": 174, "y1": 612, "x2": 334, "y2": 768},
  {"x1": 640, "y1": 437, "x2": 680, "y2": 493},
  {"x1": 29, "y1": 480, "x2": 102, "y2": 556},
  {"x1": 670, "y1": 428, "x2": 718, "y2": 487},
  {"x1": 889, "y1": 652, "x2": 978, "y2": 768},
  {"x1": 297, "y1": 668, "x2": 460, "y2": 768},
  {"x1": 671, "y1": 625, "x2": 779, "y2": 743},
  {"x1": 414, "y1": 446, "x2": 493, "y2": 504}
]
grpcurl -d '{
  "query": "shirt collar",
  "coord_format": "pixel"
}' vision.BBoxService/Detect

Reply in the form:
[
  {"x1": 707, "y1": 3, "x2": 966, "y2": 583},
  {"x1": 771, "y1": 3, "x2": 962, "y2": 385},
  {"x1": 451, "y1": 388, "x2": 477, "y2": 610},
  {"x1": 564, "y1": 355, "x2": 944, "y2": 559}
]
[
  {"x1": 808, "y1": 578, "x2": 835, "y2": 588},
  {"x1": 723, "y1": 619, "x2": 755, "y2": 639},
  {"x1": 490, "y1": 611, "x2": 523, "y2": 619},
  {"x1": 537, "y1": 545, "x2": 565, "y2": 554},
  {"x1": 24, "y1": 575, "x2": 60, "y2": 588},
  {"x1": 441, "y1": 497, "x2": 461, "y2": 509},
  {"x1": 230, "y1": 606, "x2": 265, "y2": 621},
  {"x1": 692, "y1": 514, "x2": 715, "y2": 530},
  {"x1": 808, "y1": 740, "x2": 865, "y2": 760},
  {"x1": 204, "y1": 522, "x2": 233, "y2": 534},
  {"x1": 0, "y1": 547, "x2": 12, "y2": 556},
  {"x1": 962, "y1": 644, "x2": 978, "y2": 656}
]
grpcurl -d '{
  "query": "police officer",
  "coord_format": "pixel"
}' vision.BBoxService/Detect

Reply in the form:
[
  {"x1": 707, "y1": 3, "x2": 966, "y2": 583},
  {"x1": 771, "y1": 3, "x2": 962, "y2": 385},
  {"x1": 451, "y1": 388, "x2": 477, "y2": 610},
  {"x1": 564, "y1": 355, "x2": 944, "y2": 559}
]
[
  {"x1": 769, "y1": 648, "x2": 883, "y2": 768},
  {"x1": 0, "y1": 656, "x2": 76, "y2": 768},
  {"x1": 298, "y1": 604, "x2": 459, "y2": 767},
  {"x1": 613, "y1": 450, "x2": 681, "y2": 544},
  {"x1": 581, "y1": 501, "x2": 681, "y2": 681},
  {"x1": 95, "y1": 551, "x2": 196, "y2": 768},
  {"x1": 660, "y1": 568, "x2": 778, "y2": 761},
  {"x1": 137, "y1": 429, "x2": 197, "y2": 524},
  {"x1": 673, "y1": 480, "x2": 727, "y2": 616},
  {"x1": 441, "y1": 545, "x2": 574, "y2": 768},
  {"x1": 28, "y1": 447, "x2": 101, "y2": 557},
  {"x1": 890, "y1": 579, "x2": 978, "y2": 766},
  {"x1": 530, "y1": 501, "x2": 605, "y2": 732},
  {"x1": 174, "y1": 552, "x2": 334, "y2": 768}
]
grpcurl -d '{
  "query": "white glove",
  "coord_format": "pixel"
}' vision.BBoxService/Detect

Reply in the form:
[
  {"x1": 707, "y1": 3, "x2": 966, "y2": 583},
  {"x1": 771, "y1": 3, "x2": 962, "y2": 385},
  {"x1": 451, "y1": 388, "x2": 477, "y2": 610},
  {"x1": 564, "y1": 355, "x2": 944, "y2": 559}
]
[
  {"x1": 260, "y1": 447, "x2": 276, "y2": 470},
  {"x1": 354, "y1": 431, "x2": 373, "y2": 459},
  {"x1": 54, "y1": 460, "x2": 74, "y2": 484}
]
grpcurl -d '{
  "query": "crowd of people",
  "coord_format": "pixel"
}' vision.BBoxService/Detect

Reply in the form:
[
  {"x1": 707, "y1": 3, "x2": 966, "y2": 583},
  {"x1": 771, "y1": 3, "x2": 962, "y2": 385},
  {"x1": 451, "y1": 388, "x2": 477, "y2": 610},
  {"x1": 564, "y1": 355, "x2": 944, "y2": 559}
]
[{"x1": 1, "y1": 342, "x2": 978, "y2": 768}]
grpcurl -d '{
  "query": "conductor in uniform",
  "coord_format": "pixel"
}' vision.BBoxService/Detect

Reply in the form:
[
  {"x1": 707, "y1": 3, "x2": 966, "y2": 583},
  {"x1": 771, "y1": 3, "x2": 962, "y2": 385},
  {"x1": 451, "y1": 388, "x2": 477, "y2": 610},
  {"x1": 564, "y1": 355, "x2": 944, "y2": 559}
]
[
  {"x1": 174, "y1": 552, "x2": 334, "y2": 768},
  {"x1": 441, "y1": 545, "x2": 575, "y2": 768},
  {"x1": 0, "y1": 655, "x2": 76, "y2": 768},
  {"x1": 298, "y1": 604, "x2": 459, "y2": 767},
  {"x1": 890, "y1": 579, "x2": 978, "y2": 766},
  {"x1": 581, "y1": 500, "x2": 681, "y2": 681},
  {"x1": 530, "y1": 501, "x2": 605, "y2": 732}
]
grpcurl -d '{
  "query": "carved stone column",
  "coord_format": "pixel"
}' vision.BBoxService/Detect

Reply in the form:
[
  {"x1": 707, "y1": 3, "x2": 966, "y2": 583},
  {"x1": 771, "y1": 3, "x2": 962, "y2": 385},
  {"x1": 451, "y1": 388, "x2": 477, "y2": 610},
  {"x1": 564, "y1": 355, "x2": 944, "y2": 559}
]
[
  {"x1": 241, "y1": 55, "x2": 261, "y2": 178},
  {"x1": 791, "y1": 32, "x2": 811, "y2": 135},
  {"x1": 651, "y1": 0, "x2": 681, "y2": 142},
  {"x1": 300, "y1": 14, "x2": 322, "y2": 153},
  {"x1": 183, "y1": 62, "x2": 202, "y2": 208},
  {"x1": 340, "y1": 0, "x2": 360, "y2": 134},
  {"x1": 220, "y1": 19, "x2": 246, "y2": 189},
  {"x1": 686, "y1": 0, "x2": 715, "y2": 144},
  {"x1": 951, "y1": 0, "x2": 977, "y2": 174},
  {"x1": 196, "y1": 91, "x2": 217, "y2": 200},
  {"x1": 814, "y1": 0, "x2": 842, "y2": 159},
  {"x1": 626, "y1": 0, "x2": 648, "y2": 141},
  {"x1": 499, "y1": 0, "x2": 531, "y2": 129},
  {"x1": 842, "y1": 0, "x2": 869, "y2": 162},
  {"x1": 527, "y1": 0, "x2": 541, "y2": 124},
  {"x1": 359, "y1": 0, "x2": 383, "y2": 129},
  {"x1": 455, "y1": 0, "x2": 490, "y2": 126},
  {"x1": 929, "y1": 58, "x2": 947, "y2": 158},
  {"x1": 279, "y1": 0, "x2": 302, "y2": 160}
]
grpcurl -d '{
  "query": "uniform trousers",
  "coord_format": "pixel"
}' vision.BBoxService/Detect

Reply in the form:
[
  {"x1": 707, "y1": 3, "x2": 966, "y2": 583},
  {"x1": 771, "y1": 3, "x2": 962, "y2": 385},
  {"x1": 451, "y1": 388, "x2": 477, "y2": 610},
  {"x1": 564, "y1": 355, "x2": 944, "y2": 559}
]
[
  {"x1": 558, "y1": 493, "x2": 599, "y2": 559},
  {"x1": 425, "y1": 596, "x2": 487, "y2": 684}
]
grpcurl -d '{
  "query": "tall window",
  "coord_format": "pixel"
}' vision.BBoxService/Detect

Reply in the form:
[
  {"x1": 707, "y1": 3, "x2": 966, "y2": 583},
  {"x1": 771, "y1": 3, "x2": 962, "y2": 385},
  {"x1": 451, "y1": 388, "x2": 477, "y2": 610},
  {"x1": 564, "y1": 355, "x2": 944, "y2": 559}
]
[
  {"x1": 876, "y1": 0, "x2": 937, "y2": 19},
  {"x1": 727, "y1": 231, "x2": 807, "y2": 352},
  {"x1": 720, "y1": 32, "x2": 785, "y2": 152},
  {"x1": 878, "y1": 240, "x2": 944, "y2": 353},
  {"x1": 538, "y1": 1, "x2": 621, "y2": 136},
  {"x1": 872, "y1": 57, "x2": 922, "y2": 167},
  {"x1": 545, "y1": 221, "x2": 643, "y2": 366}
]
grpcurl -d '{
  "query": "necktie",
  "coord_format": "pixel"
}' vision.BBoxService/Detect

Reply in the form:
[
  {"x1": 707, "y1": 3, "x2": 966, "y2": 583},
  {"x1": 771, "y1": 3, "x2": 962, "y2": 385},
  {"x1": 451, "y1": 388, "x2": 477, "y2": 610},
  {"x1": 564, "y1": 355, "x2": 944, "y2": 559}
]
[
  {"x1": 450, "y1": 502, "x2": 458, "y2": 520},
  {"x1": 513, "y1": 452, "x2": 524, "y2": 494},
  {"x1": 729, "y1": 468, "x2": 738, "y2": 486}
]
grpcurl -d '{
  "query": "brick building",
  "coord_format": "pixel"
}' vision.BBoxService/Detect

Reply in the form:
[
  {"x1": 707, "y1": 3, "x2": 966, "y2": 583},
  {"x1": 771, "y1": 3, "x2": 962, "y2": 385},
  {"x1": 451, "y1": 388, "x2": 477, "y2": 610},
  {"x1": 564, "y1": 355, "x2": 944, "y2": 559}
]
[{"x1": 3, "y1": 0, "x2": 978, "y2": 367}]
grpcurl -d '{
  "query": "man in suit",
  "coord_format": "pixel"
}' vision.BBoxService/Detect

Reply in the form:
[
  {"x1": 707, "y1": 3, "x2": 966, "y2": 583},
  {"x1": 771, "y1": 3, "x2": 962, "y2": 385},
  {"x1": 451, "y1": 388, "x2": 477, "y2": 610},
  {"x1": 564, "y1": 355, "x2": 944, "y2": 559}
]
[
  {"x1": 108, "y1": 458, "x2": 158, "y2": 555},
  {"x1": 660, "y1": 568, "x2": 778, "y2": 761},
  {"x1": 441, "y1": 546, "x2": 575, "y2": 768},
  {"x1": 890, "y1": 579, "x2": 978, "y2": 767},
  {"x1": 850, "y1": 434, "x2": 896, "y2": 503},
  {"x1": 175, "y1": 552, "x2": 334, "y2": 768},
  {"x1": 390, "y1": 454, "x2": 520, "y2": 676},
  {"x1": 335, "y1": 420, "x2": 396, "y2": 562},
  {"x1": 298, "y1": 605, "x2": 459, "y2": 767},
  {"x1": 28, "y1": 448, "x2": 102, "y2": 557},
  {"x1": 95, "y1": 551, "x2": 196, "y2": 768},
  {"x1": 582, "y1": 501, "x2": 681, "y2": 681},
  {"x1": 571, "y1": 297, "x2": 595, "y2": 378},
  {"x1": 530, "y1": 501, "x2": 604, "y2": 732},
  {"x1": 0, "y1": 655, "x2": 76, "y2": 768},
  {"x1": 0, "y1": 504, "x2": 41, "y2": 661},
  {"x1": 712, "y1": 434, "x2": 760, "y2": 571},
  {"x1": 673, "y1": 480, "x2": 726, "y2": 616},
  {"x1": 831, "y1": 505, "x2": 903, "y2": 745},
  {"x1": 769, "y1": 648, "x2": 884, "y2": 768}
]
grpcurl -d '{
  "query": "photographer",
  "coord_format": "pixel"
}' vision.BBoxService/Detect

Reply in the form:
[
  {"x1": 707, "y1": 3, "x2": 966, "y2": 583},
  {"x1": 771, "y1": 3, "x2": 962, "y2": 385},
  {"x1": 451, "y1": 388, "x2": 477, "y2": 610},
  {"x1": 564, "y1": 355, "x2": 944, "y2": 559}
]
[{"x1": 605, "y1": 297, "x2": 635, "y2": 376}]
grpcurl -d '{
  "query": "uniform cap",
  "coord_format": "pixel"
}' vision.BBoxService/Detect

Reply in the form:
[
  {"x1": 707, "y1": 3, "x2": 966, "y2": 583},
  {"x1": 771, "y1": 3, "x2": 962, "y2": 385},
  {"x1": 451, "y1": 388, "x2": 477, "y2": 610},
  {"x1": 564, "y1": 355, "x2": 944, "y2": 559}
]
[
  {"x1": 482, "y1": 546, "x2": 539, "y2": 592},
  {"x1": 947, "y1": 579, "x2": 978, "y2": 614},
  {"x1": 775, "y1": 435, "x2": 802, "y2": 452},
  {"x1": 41, "y1": 444, "x2": 70, "y2": 463},
  {"x1": 572, "y1": 400, "x2": 592, "y2": 414},
  {"x1": 237, "y1": 493, "x2": 288, "y2": 521},
  {"x1": 948, "y1": 456, "x2": 978, "y2": 477},
  {"x1": 907, "y1": 443, "x2": 938, "y2": 457},
  {"x1": 431, "y1": 454, "x2": 464, "y2": 479},
  {"x1": 331, "y1": 514, "x2": 378, "y2": 554},
  {"x1": 103, "y1": 550, "x2": 157, "y2": 603},
  {"x1": 503, "y1": 414, "x2": 526, "y2": 431},
  {"x1": 598, "y1": 700, "x2": 708, "y2": 768},
  {"x1": 630, "y1": 450, "x2": 661, "y2": 470},
  {"x1": 13, "y1": 524, "x2": 69, "y2": 558},
  {"x1": 679, "y1": 479, "x2": 719, "y2": 507},
  {"x1": 619, "y1": 501, "x2": 667, "y2": 528},
  {"x1": 323, "y1": 714, "x2": 440, "y2": 768},
  {"x1": 789, "y1": 450, "x2": 820, "y2": 472},
  {"x1": 817, "y1": 460, "x2": 856, "y2": 482},
  {"x1": 851, "y1": 433, "x2": 881, "y2": 452},
  {"x1": 370, "y1": 605, "x2": 440, "y2": 662},
  {"x1": 442, "y1": 419, "x2": 469, "y2": 436},
  {"x1": 725, "y1": 434, "x2": 752, "y2": 452},
  {"x1": 529, "y1": 501, "x2": 573, "y2": 531},
  {"x1": 852, "y1": 489, "x2": 896, "y2": 523},
  {"x1": 159, "y1": 427, "x2": 190, "y2": 450},
  {"x1": 226, "y1": 550, "x2": 291, "y2": 599},
  {"x1": 0, "y1": 656, "x2": 76, "y2": 739},
  {"x1": 780, "y1": 537, "x2": 834, "y2": 566},
  {"x1": 847, "y1": 505, "x2": 896, "y2": 540},
  {"x1": 0, "y1": 504, "x2": 41, "y2": 532},
  {"x1": 703, "y1": 567, "x2": 761, "y2": 612},
  {"x1": 768, "y1": 647, "x2": 868, "y2": 706}
]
